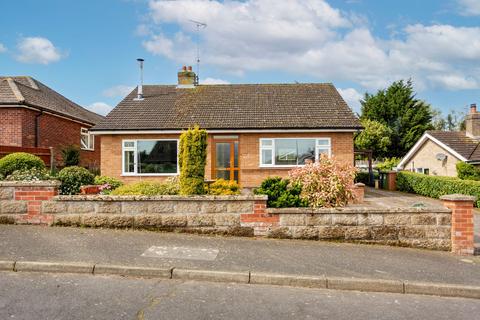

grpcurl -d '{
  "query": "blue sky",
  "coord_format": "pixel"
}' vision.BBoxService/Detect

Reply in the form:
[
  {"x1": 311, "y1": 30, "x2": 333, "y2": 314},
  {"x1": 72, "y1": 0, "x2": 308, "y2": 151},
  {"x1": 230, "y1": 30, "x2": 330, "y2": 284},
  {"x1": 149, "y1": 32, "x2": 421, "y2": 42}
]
[{"x1": 0, "y1": 0, "x2": 479, "y2": 117}]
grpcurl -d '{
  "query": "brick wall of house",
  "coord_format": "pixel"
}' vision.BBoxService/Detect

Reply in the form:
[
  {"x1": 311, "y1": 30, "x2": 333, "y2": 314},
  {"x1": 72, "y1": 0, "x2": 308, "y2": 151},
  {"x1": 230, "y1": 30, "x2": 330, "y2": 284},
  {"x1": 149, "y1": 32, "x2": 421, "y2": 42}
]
[
  {"x1": 0, "y1": 106, "x2": 101, "y2": 169},
  {"x1": 100, "y1": 132, "x2": 354, "y2": 187},
  {"x1": 0, "y1": 108, "x2": 24, "y2": 146}
]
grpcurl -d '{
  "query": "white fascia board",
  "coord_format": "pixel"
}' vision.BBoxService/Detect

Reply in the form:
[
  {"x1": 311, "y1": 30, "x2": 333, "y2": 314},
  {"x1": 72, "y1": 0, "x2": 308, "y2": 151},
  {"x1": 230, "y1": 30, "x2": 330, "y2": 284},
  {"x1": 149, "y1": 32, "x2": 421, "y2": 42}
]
[
  {"x1": 91, "y1": 128, "x2": 359, "y2": 135},
  {"x1": 398, "y1": 133, "x2": 467, "y2": 169}
]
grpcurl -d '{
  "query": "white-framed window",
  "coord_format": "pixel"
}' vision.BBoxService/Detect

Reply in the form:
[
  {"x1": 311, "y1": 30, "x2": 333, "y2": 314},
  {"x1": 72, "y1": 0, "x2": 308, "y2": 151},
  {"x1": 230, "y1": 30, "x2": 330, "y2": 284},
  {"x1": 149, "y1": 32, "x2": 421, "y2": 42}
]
[
  {"x1": 259, "y1": 138, "x2": 331, "y2": 167},
  {"x1": 415, "y1": 167, "x2": 430, "y2": 175},
  {"x1": 80, "y1": 128, "x2": 94, "y2": 150},
  {"x1": 122, "y1": 139, "x2": 179, "y2": 176}
]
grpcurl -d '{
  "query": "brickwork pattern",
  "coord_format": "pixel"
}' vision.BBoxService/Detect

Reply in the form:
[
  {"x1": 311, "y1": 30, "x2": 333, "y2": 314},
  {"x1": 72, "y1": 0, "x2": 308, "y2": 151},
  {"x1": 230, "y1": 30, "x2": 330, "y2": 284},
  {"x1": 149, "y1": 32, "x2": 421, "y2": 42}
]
[{"x1": 442, "y1": 196, "x2": 475, "y2": 255}]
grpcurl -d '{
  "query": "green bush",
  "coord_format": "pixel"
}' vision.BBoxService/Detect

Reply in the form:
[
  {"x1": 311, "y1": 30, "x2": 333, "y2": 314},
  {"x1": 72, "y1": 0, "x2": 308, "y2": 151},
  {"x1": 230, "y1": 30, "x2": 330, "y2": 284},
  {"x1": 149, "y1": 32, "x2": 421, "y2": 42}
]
[
  {"x1": 376, "y1": 157, "x2": 400, "y2": 172},
  {"x1": 206, "y1": 179, "x2": 241, "y2": 195},
  {"x1": 61, "y1": 145, "x2": 81, "y2": 167},
  {"x1": 397, "y1": 171, "x2": 480, "y2": 207},
  {"x1": 254, "y1": 176, "x2": 307, "y2": 208},
  {"x1": 94, "y1": 175, "x2": 124, "y2": 194},
  {"x1": 57, "y1": 166, "x2": 95, "y2": 195},
  {"x1": 0, "y1": 152, "x2": 46, "y2": 178},
  {"x1": 111, "y1": 177, "x2": 179, "y2": 196},
  {"x1": 456, "y1": 162, "x2": 480, "y2": 181},
  {"x1": 5, "y1": 167, "x2": 52, "y2": 181},
  {"x1": 178, "y1": 126, "x2": 208, "y2": 195}
]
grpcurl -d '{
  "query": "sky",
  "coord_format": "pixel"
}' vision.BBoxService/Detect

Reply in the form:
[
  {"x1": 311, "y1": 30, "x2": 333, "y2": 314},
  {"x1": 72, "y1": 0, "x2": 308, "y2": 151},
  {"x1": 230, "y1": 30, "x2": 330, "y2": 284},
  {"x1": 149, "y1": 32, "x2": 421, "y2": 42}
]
[{"x1": 0, "y1": 0, "x2": 479, "y2": 116}]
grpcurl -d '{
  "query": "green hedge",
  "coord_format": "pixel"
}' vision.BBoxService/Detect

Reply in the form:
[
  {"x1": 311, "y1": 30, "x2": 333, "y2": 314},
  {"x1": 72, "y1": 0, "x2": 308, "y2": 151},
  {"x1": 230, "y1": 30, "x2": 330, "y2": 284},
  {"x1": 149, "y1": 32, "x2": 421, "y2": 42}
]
[
  {"x1": 179, "y1": 126, "x2": 208, "y2": 195},
  {"x1": 397, "y1": 171, "x2": 480, "y2": 207}
]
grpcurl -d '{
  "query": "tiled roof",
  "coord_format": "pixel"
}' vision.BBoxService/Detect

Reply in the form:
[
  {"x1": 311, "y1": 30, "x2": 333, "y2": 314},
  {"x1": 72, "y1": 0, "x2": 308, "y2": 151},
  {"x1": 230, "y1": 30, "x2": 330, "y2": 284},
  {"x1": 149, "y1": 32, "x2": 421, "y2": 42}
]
[
  {"x1": 427, "y1": 130, "x2": 480, "y2": 161},
  {"x1": 92, "y1": 83, "x2": 362, "y2": 131},
  {"x1": 0, "y1": 76, "x2": 104, "y2": 125}
]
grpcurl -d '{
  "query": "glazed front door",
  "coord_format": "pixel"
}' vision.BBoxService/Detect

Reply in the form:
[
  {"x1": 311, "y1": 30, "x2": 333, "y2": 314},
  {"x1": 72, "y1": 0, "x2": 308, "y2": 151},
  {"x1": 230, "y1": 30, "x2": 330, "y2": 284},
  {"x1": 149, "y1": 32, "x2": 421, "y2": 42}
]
[{"x1": 213, "y1": 138, "x2": 239, "y2": 181}]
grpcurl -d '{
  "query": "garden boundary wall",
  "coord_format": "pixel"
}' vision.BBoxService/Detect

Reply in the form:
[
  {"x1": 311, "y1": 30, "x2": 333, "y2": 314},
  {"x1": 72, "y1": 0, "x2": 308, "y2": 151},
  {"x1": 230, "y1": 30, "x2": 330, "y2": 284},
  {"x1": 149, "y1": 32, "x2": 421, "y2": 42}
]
[{"x1": 0, "y1": 181, "x2": 475, "y2": 254}]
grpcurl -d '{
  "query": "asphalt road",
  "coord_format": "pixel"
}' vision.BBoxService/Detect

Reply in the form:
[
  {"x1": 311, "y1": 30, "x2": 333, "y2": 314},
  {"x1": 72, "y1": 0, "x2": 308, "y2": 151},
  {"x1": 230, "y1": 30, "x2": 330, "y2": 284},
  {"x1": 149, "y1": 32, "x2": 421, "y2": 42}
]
[{"x1": 0, "y1": 272, "x2": 478, "y2": 320}]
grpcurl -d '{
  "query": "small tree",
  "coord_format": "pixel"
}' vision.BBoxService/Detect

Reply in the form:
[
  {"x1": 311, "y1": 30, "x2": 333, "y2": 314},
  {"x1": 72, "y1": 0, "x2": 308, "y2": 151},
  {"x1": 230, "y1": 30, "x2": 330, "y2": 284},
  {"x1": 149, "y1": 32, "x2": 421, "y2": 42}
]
[
  {"x1": 178, "y1": 126, "x2": 208, "y2": 195},
  {"x1": 354, "y1": 118, "x2": 392, "y2": 158}
]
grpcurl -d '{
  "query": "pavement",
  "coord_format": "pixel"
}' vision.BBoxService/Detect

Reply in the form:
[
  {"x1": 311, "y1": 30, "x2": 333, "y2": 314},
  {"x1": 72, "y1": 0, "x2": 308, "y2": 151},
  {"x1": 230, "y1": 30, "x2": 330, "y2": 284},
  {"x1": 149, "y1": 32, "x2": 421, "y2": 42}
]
[
  {"x1": 1, "y1": 272, "x2": 478, "y2": 320},
  {"x1": 0, "y1": 225, "x2": 479, "y2": 288}
]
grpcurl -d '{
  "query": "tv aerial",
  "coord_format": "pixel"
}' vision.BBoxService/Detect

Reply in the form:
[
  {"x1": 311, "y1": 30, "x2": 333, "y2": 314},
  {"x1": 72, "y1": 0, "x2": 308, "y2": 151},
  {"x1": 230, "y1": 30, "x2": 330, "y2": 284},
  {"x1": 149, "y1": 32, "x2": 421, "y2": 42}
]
[{"x1": 189, "y1": 19, "x2": 207, "y2": 84}]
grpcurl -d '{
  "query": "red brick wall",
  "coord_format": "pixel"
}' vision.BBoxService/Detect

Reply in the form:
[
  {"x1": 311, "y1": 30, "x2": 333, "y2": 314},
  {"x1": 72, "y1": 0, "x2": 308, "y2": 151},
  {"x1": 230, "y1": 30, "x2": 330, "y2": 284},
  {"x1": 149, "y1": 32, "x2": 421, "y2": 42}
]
[{"x1": 0, "y1": 107, "x2": 101, "y2": 168}]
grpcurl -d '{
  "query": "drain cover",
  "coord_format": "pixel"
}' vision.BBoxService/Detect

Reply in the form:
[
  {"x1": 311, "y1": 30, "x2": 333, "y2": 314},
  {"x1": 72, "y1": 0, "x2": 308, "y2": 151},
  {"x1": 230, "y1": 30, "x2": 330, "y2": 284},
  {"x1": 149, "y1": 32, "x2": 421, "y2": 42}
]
[{"x1": 141, "y1": 246, "x2": 219, "y2": 261}]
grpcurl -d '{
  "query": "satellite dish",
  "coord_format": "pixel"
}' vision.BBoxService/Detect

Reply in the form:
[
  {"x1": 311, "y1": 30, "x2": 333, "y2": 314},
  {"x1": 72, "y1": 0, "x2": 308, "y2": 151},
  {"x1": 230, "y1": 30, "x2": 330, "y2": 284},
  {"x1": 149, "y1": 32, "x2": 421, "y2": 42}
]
[{"x1": 436, "y1": 153, "x2": 447, "y2": 161}]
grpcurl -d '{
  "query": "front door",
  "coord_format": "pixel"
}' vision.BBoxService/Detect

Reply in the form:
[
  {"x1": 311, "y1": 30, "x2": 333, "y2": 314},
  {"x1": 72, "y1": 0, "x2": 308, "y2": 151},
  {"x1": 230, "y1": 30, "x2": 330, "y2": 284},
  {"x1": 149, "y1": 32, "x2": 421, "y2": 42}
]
[{"x1": 212, "y1": 137, "x2": 239, "y2": 182}]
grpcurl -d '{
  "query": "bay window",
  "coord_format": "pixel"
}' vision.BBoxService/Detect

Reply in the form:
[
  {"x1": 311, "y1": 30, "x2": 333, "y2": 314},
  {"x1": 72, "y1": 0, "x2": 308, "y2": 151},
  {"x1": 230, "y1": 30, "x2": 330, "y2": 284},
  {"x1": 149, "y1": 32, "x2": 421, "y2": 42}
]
[
  {"x1": 259, "y1": 138, "x2": 331, "y2": 167},
  {"x1": 122, "y1": 139, "x2": 178, "y2": 175}
]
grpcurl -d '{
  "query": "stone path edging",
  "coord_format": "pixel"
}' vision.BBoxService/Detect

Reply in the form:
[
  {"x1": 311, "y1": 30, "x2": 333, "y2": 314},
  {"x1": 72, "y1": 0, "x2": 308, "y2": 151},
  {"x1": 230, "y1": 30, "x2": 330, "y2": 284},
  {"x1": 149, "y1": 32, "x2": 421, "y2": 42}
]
[{"x1": 1, "y1": 260, "x2": 479, "y2": 299}]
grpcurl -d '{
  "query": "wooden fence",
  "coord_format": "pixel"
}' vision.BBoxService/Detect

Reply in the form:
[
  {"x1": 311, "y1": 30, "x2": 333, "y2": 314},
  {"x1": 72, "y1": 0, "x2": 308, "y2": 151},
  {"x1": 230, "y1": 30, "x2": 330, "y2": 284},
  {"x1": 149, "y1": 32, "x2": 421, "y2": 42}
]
[{"x1": 0, "y1": 145, "x2": 54, "y2": 168}]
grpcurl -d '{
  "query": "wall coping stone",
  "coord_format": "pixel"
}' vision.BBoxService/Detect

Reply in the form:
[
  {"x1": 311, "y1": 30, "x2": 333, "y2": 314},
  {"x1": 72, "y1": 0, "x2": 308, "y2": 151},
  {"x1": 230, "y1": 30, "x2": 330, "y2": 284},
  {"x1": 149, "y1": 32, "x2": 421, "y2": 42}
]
[
  {"x1": 267, "y1": 206, "x2": 451, "y2": 214},
  {"x1": 440, "y1": 194, "x2": 477, "y2": 202},
  {"x1": 53, "y1": 194, "x2": 268, "y2": 202},
  {"x1": 0, "y1": 180, "x2": 61, "y2": 187}
]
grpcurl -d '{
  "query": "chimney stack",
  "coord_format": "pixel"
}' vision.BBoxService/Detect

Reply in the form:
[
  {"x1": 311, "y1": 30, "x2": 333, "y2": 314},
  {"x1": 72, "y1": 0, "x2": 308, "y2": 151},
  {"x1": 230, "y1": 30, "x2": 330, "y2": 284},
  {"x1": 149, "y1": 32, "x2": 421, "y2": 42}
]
[
  {"x1": 135, "y1": 58, "x2": 145, "y2": 100},
  {"x1": 177, "y1": 65, "x2": 196, "y2": 88},
  {"x1": 466, "y1": 103, "x2": 480, "y2": 138}
]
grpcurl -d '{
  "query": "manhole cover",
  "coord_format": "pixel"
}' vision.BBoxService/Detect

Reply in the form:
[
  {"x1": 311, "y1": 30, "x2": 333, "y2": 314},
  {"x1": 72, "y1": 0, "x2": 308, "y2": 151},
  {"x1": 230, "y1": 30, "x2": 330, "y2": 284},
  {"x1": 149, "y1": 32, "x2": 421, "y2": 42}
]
[{"x1": 141, "y1": 246, "x2": 219, "y2": 261}]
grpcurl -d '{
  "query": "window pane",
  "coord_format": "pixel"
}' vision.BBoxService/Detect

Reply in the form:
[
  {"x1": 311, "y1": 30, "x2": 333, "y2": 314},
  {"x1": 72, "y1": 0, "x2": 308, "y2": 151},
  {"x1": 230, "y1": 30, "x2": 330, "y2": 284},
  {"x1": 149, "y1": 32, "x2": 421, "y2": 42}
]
[
  {"x1": 262, "y1": 149, "x2": 272, "y2": 165},
  {"x1": 297, "y1": 139, "x2": 315, "y2": 165},
  {"x1": 81, "y1": 135, "x2": 89, "y2": 149},
  {"x1": 275, "y1": 139, "x2": 297, "y2": 165},
  {"x1": 124, "y1": 150, "x2": 134, "y2": 173},
  {"x1": 261, "y1": 139, "x2": 272, "y2": 147},
  {"x1": 124, "y1": 141, "x2": 134, "y2": 148},
  {"x1": 137, "y1": 140, "x2": 177, "y2": 174},
  {"x1": 216, "y1": 170, "x2": 230, "y2": 180},
  {"x1": 234, "y1": 142, "x2": 239, "y2": 167},
  {"x1": 318, "y1": 148, "x2": 329, "y2": 156},
  {"x1": 216, "y1": 143, "x2": 231, "y2": 169},
  {"x1": 317, "y1": 139, "x2": 330, "y2": 146}
]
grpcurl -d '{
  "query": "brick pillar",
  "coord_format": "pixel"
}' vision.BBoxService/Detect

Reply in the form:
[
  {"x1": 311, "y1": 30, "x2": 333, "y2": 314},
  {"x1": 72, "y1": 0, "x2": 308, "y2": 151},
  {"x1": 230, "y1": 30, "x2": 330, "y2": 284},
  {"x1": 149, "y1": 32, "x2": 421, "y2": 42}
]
[
  {"x1": 386, "y1": 171, "x2": 397, "y2": 191},
  {"x1": 240, "y1": 196, "x2": 278, "y2": 236},
  {"x1": 440, "y1": 194, "x2": 476, "y2": 255},
  {"x1": 351, "y1": 183, "x2": 365, "y2": 204}
]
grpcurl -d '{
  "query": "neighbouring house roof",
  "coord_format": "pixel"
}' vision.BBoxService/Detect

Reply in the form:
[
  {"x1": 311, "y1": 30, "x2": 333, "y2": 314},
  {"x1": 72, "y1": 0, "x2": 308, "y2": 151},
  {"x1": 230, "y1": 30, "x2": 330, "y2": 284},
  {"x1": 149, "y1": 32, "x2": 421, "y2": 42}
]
[
  {"x1": 92, "y1": 83, "x2": 362, "y2": 132},
  {"x1": 398, "y1": 130, "x2": 480, "y2": 168},
  {"x1": 0, "y1": 76, "x2": 104, "y2": 125}
]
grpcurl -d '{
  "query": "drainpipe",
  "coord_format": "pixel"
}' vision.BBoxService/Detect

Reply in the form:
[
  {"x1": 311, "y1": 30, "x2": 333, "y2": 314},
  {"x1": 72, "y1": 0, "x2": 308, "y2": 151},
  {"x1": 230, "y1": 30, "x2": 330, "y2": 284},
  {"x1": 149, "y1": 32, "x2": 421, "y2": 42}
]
[{"x1": 35, "y1": 111, "x2": 43, "y2": 147}]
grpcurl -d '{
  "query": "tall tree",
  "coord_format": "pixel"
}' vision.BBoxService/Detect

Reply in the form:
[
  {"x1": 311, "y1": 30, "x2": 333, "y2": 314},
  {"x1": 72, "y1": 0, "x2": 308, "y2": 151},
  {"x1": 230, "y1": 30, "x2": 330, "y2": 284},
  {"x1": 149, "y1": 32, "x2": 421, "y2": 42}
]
[{"x1": 360, "y1": 80, "x2": 434, "y2": 157}]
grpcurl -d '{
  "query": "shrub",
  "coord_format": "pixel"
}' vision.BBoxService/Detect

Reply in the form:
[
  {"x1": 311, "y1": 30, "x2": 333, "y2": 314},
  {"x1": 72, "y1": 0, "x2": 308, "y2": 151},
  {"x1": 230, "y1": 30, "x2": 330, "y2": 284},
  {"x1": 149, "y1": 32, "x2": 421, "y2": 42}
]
[
  {"x1": 94, "y1": 175, "x2": 124, "y2": 195},
  {"x1": 354, "y1": 171, "x2": 379, "y2": 186},
  {"x1": 397, "y1": 171, "x2": 480, "y2": 207},
  {"x1": 254, "y1": 177, "x2": 306, "y2": 208},
  {"x1": 456, "y1": 162, "x2": 480, "y2": 181},
  {"x1": 0, "y1": 152, "x2": 46, "y2": 178},
  {"x1": 289, "y1": 156, "x2": 357, "y2": 208},
  {"x1": 111, "y1": 177, "x2": 180, "y2": 196},
  {"x1": 5, "y1": 167, "x2": 52, "y2": 181},
  {"x1": 61, "y1": 145, "x2": 81, "y2": 167},
  {"x1": 206, "y1": 179, "x2": 241, "y2": 195},
  {"x1": 57, "y1": 166, "x2": 95, "y2": 195},
  {"x1": 179, "y1": 126, "x2": 208, "y2": 195}
]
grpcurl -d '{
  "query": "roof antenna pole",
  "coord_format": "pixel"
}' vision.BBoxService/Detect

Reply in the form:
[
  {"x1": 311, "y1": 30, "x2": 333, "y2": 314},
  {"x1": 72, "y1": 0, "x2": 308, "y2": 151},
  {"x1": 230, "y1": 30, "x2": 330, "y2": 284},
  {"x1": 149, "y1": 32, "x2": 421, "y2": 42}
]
[
  {"x1": 136, "y1": 58, "x2": 144, "y2": 100},
  {"x1": 189, "y1": 19, "x2": 207, "y2": 85}
]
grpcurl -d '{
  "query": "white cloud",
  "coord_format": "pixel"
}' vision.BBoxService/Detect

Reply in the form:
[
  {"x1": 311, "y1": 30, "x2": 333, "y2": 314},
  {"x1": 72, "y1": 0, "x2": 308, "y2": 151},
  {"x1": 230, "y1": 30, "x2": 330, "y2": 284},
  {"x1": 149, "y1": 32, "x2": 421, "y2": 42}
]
[
  {"x1": 458, "y1": 0, "x2": 480, "y2": 16},
  {"x1": 0, "y1": 43, "x2": 6, "y2": 53},
  {"x1": 142, "y1": 0, "x2": 480, "y2": 91},
  {"x1": 16, "y1": 37, "x2": 62, "y2": 64},
  {"x1": 103, "y1": 85, "x2": 135, "y2": 98},
  {"x1": 201, "y1": 77, "x2": 230, "y2": 85},
  {"x1": 338, "y1": 88, "x2": 363, "y2": 113},
  {"x1": 86, "y1": 102, "x2": 114, "y2": 116}
]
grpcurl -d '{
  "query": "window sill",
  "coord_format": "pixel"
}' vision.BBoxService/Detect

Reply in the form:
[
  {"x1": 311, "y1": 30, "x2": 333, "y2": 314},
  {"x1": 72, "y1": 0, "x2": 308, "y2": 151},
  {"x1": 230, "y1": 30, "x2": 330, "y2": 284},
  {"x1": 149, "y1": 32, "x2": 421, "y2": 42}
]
[
  {"x1": 259, "y1": 165, "x2": 303, "y2": 169},
  {"x1": 121, "y1": 173, "x2": 179, "y2": 177},
  {"x1": 81, "y1": 148, "x2": 95, "y2": 152}
]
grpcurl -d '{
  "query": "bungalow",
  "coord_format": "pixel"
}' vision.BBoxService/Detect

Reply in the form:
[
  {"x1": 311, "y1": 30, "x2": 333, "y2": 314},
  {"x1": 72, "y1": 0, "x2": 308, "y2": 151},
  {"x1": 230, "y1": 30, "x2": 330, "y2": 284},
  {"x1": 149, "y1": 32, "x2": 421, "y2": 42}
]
[
  {"x1": 91, "y1": 66, "x2": 362, "y2": 187},
  {"x1": 0, "y1": 76, "x2": 104, "y2": 168},
  {"x1": 398, "y1": 103, "x2": 480, "y2": 176}
]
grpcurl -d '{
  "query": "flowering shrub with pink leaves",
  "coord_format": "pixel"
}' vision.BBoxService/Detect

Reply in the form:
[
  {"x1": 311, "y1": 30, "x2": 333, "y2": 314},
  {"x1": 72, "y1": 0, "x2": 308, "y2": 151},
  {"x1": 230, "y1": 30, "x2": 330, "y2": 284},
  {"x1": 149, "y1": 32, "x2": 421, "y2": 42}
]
[{"x1": 288, "y1": 155, "x2": 357, "y2": 208}]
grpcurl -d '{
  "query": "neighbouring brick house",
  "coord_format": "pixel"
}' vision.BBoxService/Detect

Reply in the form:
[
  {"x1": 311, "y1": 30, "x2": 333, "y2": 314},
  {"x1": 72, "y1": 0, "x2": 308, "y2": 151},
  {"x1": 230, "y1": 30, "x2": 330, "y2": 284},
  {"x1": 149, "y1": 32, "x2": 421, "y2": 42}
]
[
  {"x1": 0, "y1": 76, "x2": 104, "y2": 168},
  {"x1": 91, "y1": 66, "x2": 362, "y2": 187},
  {"x1": 398, "y1": 103, "x2": 480, "y2": 177}
]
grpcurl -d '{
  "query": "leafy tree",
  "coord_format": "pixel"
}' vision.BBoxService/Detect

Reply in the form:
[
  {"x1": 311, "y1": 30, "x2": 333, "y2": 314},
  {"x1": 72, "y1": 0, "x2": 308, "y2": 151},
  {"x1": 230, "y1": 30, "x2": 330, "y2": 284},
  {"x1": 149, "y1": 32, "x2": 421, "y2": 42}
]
[
  {"x1": 432, "y1": 109, "x2": 466, "y2": 131},
  {"x1": 360, "y1": 80, "x2": 434, "y2": 157},
  {"x1": 354, "y1": 119, "x2": 392, "y2": 158}
]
